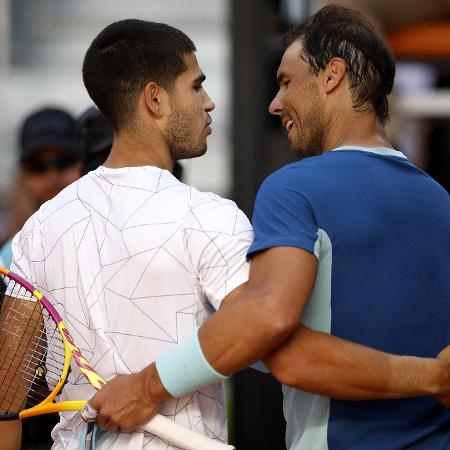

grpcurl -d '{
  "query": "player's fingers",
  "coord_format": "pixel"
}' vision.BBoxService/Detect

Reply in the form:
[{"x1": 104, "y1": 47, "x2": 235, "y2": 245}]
[
  {"x1": 96, "y1": 411, "x2": 119, "y2": 432},
  {"x1": 81, "y1": 401, "x2": 98, "y2": 423},
  {"x1": 99, "y1": 421, "x2": 118, "y2": 432},
  {"x1": 119, "y1": 413, "x2": 149, "y2": 433}
]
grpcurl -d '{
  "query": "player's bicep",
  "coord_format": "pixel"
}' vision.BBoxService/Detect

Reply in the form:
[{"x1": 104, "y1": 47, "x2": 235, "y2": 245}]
[
  {"x1": 247, "y1": 246, "x2": 318, "y2": 323},
  {"x1": 219, "y1": 281, "x2": 248, "y2": 308}
]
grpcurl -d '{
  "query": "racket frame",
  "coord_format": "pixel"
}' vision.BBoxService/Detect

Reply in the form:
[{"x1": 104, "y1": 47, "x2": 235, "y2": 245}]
[{"x1": 0, "y1": 267, "x2": 93, "y2": 419}]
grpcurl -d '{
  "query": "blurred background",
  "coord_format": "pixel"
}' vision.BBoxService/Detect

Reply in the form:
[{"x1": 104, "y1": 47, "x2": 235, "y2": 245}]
[{"x1": 0, "y1": 0, "x2": 449, "y2": 449}]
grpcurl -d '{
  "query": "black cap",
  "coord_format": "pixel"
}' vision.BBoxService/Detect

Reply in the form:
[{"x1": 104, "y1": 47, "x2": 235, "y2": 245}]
[
  {"x1": 20, "y1": 107, "x2": 77, "y2": 162},
  {"x1": 75, "y1": 107, "x2": 113, "y2": 173},
  {"x1": 76, "y1": 107, "x2": 112, "y2": 155}
]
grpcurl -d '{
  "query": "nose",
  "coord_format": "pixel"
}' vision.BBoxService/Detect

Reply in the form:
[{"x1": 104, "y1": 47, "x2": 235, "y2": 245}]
[
  {"x1": 203, "y1": 90, "x2": 215, "y2": 112},
  {"x1": 269, "y1": 92, "x2": 283, "y2": 116}
]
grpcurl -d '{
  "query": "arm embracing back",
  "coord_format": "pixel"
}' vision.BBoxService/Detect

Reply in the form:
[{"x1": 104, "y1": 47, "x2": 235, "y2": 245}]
[
  {"x1": 264, "y1": 325, "x2": 450, "y2": 404},
  {"x1": 199, "y1": 246, "x2": 318, "y2": 375}
]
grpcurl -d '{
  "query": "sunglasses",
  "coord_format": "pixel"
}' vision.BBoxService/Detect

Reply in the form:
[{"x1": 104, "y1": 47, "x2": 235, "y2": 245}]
[{"x1": 22, "y1": 155, "x2": 80, "y2": 174}]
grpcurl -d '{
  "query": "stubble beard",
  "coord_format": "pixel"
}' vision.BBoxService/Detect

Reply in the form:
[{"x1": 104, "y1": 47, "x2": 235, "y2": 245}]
[
  {"x1": 166, "y1": 106, "x2": 207, "y2": 161},
  {"x1": 291, "y1": 113, "x2": 325, "y2": 160},
  {"x1": 290, "y1": 82, "x2": 326, "y2": 159}
]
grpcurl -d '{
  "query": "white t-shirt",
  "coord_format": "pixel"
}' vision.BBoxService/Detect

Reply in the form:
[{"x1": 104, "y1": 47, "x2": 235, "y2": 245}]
[{"x1": 11, "y1": 166, "x2": 253, "y2": 450}]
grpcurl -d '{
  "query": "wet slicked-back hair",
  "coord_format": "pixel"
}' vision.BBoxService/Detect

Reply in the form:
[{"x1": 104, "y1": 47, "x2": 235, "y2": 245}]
[
  {"x1": 83, "y1": 19, "x2": 196, "y2": 131},
  {"x1": 284, "y1": 5, "x2": 395, "y2": 124}
]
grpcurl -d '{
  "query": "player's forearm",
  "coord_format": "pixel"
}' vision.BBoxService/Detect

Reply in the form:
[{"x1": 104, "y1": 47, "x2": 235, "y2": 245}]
[
  {"x1": 143, "y1": 362, "x2": 172, "y2": 403},
  {"x1": 264, "y1": 325, "x2": 449, "y2": 400},
  {"x1": 0, "y1": 421, "x2": 22, "y2": 450}
]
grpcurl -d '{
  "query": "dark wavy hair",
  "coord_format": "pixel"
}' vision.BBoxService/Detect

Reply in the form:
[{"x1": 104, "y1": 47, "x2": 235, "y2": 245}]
[
  {"x1": 83, "y1": 19, "x2": 196, "y2": 131},
  {"x1": 284, "y1": 5, "x2": 395, "y2": 124}
]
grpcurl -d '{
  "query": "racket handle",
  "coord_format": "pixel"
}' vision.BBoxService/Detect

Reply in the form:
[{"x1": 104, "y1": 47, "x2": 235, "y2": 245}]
[{"x1": 140, "y1": 414, "x2": 235, "y2": 450}]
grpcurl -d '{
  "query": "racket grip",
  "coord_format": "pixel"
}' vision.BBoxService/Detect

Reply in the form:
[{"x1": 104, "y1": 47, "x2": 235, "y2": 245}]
[{"x1": 140, "y1": 414, "x2": 235, "y2": 450}]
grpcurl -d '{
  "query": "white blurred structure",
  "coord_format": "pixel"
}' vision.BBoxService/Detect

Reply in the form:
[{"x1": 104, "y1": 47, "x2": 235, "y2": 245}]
[{"x1": 0, "y1": 0, "x2": 231, "y2": 198}]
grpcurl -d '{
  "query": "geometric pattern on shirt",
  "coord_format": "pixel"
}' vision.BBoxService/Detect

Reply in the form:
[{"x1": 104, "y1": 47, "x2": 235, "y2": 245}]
[{"x1": 12, "y1": 166, "x2": 253, "y2": 450}]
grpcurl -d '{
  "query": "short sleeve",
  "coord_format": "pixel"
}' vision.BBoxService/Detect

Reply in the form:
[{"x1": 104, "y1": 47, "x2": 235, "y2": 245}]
[
  {"x1": 247, "y1": 169, "x2": 318, "y2": 259},
  {"x1": 184, "y1": 195, "x2": 254, "y2": 310}
]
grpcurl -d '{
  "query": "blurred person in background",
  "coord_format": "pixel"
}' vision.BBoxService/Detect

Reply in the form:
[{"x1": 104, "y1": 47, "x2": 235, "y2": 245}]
[
  {"x1": 0, "y1": 107, "x2": 80, "y2": 450},
  {"x1": 76, "y1": 106, "x2": 113, "y2": 175},
  {"x1": 0, "y1": 107, "x2": 81, "y2": 269}
]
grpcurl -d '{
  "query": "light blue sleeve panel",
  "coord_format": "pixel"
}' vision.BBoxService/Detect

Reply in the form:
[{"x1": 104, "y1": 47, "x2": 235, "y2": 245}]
[
  {"x1": 247, "y1": 166, "x2": 318, "y2": 259},
  {"x1": 250, "y1": 360, "x2": 270, "y2": 373}
]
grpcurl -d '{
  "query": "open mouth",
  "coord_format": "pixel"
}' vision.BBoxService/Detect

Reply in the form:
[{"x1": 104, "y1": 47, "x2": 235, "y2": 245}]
[
  {"x1": 286, "y1": 120, "x2": 294, "y2": 132},
  {"x1": 282, "y1": 117, "x2": 294, "y2": 132}
]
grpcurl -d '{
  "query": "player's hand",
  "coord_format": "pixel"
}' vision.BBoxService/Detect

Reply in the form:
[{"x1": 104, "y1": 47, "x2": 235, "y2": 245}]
[
  {"x1": 87, "y1": 363, "x2": 171, "y2": 432},
  {"x1": 435, "y1": 344, "x2": 450, "y2": 409}
]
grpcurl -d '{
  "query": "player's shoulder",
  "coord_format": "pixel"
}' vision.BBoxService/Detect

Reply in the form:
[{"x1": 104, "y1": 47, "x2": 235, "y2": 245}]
[
  {"x1": 38, "y1": 178, "x2": 82, "y2": 219},
  {"x1": 259, "y1": 155, "x2": 329, "y2": 196},
  {"x1": 19, "y1": 178, "x2": 92, "y2": 243},
  {"x1": 188, "y1": 185, "x2": 236, "y2": 208},
  {"x1": 185, "y1": 187, "x2": 252, "y2": 235}
]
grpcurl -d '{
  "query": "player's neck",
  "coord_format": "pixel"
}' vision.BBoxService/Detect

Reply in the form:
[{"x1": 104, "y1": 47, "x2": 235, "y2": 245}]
[
  {"x1": 322, "y1": 111, "x2": 393, "y2": 153},
  {"x1": 103, "y1": 132, "x2": 174, "y2": 172}
]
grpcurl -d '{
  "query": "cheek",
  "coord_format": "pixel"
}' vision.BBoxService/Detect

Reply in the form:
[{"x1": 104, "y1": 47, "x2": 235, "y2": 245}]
[
  {"x1": 284, "y1": 87, "x2": 303, "y2": 115},
  {"x1": 193, "y1": 92, "x2": 207, "y2": 114},
  {"x1": 191, "y1": 106, "x2": 206, "y2": 130}
]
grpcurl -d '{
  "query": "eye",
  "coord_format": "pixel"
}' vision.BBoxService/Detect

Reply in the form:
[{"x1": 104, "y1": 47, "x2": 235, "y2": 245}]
[
  {"x1": 194, "y1": 84, "x2": 202, "y2": 92},
  {"x1": 277, "y1": 78, "x2": 290, "y2": 90}
]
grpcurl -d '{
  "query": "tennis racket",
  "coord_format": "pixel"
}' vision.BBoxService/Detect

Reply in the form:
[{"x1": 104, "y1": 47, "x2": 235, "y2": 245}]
[{"x1": 0, "y1": 267, "x2": 234, "y2": 450}]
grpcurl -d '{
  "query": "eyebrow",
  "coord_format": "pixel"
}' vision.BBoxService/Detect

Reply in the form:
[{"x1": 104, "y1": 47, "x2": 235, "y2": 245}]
[{"x1": 193, "y1": 73, "x2": 206, "y2": 84}]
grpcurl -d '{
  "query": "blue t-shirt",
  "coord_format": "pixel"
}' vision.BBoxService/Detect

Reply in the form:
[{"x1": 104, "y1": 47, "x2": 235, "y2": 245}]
[{"x1": 248, "y1": 147, "x2": 450, "y2": 450}]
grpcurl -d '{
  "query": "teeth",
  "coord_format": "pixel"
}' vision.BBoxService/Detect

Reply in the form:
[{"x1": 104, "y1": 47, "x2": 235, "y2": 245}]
[{"x1": 286, "y1": 120, "x2": 294, "y2": 131}]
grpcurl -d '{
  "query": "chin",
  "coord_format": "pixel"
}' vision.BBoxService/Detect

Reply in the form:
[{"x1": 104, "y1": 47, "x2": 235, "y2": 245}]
[
  {"x1": 174, "y1": 145, "x2": 207, "y2": 160},
  {"x1": 291, "y1": 145, "x2": 316, "y2": 160},
  {"x1": 191, "y1": 141, "x2": 208, "y2": 158}
]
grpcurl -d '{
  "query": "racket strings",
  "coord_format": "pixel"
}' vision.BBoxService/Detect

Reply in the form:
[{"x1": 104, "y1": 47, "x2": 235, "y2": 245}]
[{"x1": 0, "y1": 276, "x2": 65, "y2": 414}]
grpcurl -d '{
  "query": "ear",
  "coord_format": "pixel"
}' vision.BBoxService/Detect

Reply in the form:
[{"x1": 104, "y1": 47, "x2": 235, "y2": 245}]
[
  {"x1": 322, "y1": 58, "x2": 347, "y2": 94},
  {"x1": 143, "y1": 81, "x2": 167, "y2": 117}
]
